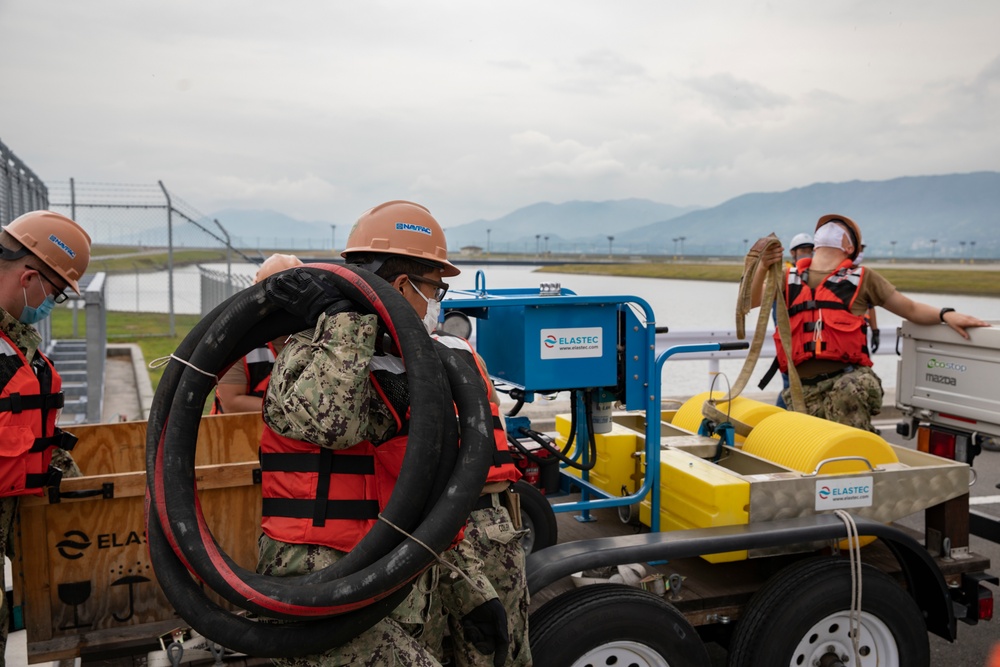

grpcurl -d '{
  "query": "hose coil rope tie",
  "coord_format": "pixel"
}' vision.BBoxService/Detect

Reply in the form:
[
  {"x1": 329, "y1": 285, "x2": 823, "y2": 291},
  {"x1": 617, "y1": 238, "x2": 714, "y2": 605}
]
[{"x1": 144, "y1": 264, "x2": 495, "y2": 656}]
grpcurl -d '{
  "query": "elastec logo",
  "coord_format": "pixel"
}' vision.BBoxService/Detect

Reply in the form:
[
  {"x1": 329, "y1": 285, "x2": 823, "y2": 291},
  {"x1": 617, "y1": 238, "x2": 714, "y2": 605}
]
[
  {"x1": 926, "y1": 373, "x2": 957, "y2": 386},
  {"x1": 395, "y1": 222, "x2": 432, "y2": 236},
  {"x1": 815, "y1": 476, "x2": 873, "y2": 510},
  {"x1": 56, "y1": 530, "x2": 91, "y2": 559},
  {"x1": 927, "y1": 358, "x2": 967, "y2": 372},
  {"x1": 540, "y1": 327, "x2": 602, "y2": 360}
]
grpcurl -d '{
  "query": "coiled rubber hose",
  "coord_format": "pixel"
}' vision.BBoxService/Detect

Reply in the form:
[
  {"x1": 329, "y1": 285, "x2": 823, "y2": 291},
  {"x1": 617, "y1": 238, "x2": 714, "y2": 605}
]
[{"x1": 145, "y1": 264, "x2": 494, "y2": 657}]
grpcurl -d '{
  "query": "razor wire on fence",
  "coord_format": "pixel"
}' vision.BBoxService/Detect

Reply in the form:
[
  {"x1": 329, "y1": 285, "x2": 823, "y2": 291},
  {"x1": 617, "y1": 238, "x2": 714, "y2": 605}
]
[
  {"x1": 45, "y1": 179, "x2": 267, "y2": 336},
  {"x1": 0, "y1": 137, "x2": 49, "y2": 224}
]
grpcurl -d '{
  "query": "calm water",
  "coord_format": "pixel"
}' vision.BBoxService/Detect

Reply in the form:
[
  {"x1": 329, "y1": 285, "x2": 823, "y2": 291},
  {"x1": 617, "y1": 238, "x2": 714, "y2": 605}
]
[{"x1": 106, "y1": 263, "x2": 1000, "y2": 399}]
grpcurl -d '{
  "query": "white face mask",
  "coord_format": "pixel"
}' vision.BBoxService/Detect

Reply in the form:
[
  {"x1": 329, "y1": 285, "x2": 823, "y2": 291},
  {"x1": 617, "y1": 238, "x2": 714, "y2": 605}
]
[
  {"x1": 409, "y1": 279, "x2": 441, "y2": 334},
  {"x1": 813, "y1": 223, "x2": 854, "y2": 256}
]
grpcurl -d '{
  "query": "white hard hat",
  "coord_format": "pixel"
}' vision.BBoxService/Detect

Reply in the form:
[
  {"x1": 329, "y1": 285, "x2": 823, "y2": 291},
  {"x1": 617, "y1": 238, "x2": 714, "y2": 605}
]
[{"x1": 789, "y1": 233, "x2": 814, "y2": 251}]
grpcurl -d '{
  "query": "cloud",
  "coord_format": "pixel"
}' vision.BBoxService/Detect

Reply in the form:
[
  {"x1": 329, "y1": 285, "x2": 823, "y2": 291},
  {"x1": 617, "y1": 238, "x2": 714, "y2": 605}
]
[{"x1": 685, "y1": 73, "x2": 791, "y2": 114}]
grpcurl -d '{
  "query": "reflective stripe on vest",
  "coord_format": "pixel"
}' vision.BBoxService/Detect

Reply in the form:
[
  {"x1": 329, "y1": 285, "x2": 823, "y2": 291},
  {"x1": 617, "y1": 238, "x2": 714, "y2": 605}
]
[{"x1": 258, "y1": 370, "x2": 406, "y2": 551}]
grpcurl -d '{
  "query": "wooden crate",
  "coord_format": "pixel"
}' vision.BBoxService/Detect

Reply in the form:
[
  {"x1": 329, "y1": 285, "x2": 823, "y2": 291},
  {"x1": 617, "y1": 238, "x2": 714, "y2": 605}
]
[{"x1": 12, "y1": 413, "x2": 263, "y2": 663}]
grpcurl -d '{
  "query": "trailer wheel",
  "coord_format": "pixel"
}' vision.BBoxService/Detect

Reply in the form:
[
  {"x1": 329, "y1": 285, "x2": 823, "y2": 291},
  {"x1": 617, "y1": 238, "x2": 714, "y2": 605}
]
[
  {"x1": 514, "y1": 480, "x2": 557, "y2": 554},
  {"x1": 728, "y1": 557, "x2": 929, "y2": 667},
  {"x1": 529, "y1": 584, "x2": 710, "y2": 667}
]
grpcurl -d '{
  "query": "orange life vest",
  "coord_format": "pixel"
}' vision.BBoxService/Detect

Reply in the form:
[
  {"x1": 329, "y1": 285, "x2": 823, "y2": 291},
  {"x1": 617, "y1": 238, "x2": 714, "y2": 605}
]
[
  {"x1": 258, "y1": 365, "x2": 407, "y2": 551},
  {"x1": 432, "y1": 334, "x2": 521, "y2": 486},
  {"x1": 774, "y1": 257, "x2": 872, "y2": 374},
  {"x1": 211, "y1": 344, "x2": 276, "y2": 414},
  {"x1": 0, "y1": 331, "x2": 77, "y2": 497}
]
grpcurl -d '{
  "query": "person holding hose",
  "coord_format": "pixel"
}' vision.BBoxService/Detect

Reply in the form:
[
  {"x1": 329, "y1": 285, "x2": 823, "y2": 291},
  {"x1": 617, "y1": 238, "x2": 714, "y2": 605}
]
[
  {"x1": 258, "y1": 201, "x2": 529, "y2": 666},
  {"x1": 749, "y1": 214, "x2": 989, "y2": 432},
  {"x1": 211, "y1": 253, "x2": 302, "y2": 414},
  {"x1": 0, "y1": 211, "x2": 91, "y2": 667}
]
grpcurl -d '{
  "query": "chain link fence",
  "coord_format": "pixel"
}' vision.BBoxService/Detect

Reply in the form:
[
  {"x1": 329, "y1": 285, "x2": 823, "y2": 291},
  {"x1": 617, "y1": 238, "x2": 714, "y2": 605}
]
[
  {"x1": 45, "y1": 179, "x2": 264, "y2": 336},
  {"x1": 1, "y1": 137, "x2": 49, "y2": 224}
]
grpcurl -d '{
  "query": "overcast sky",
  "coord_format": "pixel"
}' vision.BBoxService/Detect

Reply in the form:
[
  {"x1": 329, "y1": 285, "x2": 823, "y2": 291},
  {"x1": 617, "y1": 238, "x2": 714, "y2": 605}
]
[{"x1": 1, "y1": 1, "x2": 998, "y2": 228}]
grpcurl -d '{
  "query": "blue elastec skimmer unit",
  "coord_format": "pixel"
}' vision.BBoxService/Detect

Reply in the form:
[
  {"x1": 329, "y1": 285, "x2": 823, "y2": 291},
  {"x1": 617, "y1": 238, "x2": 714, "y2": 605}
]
[{"x1": 442, "y1": 270, "x2": 746, "y2": 530}]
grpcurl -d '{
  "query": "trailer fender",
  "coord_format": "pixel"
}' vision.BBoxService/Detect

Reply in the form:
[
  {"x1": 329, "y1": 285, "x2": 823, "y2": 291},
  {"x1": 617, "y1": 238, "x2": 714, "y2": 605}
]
[{"x1": 525, "y1": 514, "x2": 955, "y2": 640}]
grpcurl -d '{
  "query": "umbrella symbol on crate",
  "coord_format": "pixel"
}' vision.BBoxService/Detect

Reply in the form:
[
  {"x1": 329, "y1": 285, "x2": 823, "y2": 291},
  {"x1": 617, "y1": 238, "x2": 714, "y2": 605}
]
[{"x1": 111, "y1": 575, "x2": 151, "y2": 622}]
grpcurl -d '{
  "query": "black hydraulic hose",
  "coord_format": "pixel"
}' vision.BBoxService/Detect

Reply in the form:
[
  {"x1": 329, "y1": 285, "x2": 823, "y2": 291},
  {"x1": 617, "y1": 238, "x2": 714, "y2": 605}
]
[
  {"x1": 145, "y1": 264, "x2": 495, "y2": 653},
  {"x1": 151, "y1": 267, "x2": 449, "y2": 611},
  {"x1": 144, "y1": 341, "x2": 492, "y2": 657},
  {"x1": 517, "y1": 425, "x2": 597, "y2": 471},
  {"x1": 145, "y1": 500, "x2": 415, "y2": 657},
  {"x1": 150, "y1": 266, "x2": 457, "y2": 614},
  {"x1": 506, "y1": 432, "x2": 551, "y2": 465},
  {"x1": 517, "y1": 388, "x2": 598, "y2": 471}
]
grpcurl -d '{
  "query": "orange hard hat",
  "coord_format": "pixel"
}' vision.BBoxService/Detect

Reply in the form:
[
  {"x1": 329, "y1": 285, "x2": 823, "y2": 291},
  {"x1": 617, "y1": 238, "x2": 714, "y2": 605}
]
[
  {"x1": 815, "y1": 214, "x2": 863, "y2": 261},
  {"x1": 255, "y1": 253, "x2": 303, "y2": 283},
  {"x1": 341, "y1": 200, "x2": 459, "y2": 277},
  {"x1": 3, "y1": 210, "x2": 91, "y2": 293}
]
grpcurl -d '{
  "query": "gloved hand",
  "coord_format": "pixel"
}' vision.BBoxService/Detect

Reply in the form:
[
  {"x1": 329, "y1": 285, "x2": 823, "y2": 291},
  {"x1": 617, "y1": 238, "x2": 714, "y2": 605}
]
[
  {"x1": 460, "y1": 598, "x2": 509, "y2": 667},
  {"x1": 870, "y1": 328, "x2": 880, "y2": 354},
  {"x1": 264, "y1": 267, "x2": 354, "y2": 324}
]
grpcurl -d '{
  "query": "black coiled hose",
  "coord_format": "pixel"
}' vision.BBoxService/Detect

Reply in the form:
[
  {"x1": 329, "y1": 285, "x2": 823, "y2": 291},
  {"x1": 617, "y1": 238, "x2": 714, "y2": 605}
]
[{"x1": 145, "y1": 264, "x2": 494, "y2": 657}]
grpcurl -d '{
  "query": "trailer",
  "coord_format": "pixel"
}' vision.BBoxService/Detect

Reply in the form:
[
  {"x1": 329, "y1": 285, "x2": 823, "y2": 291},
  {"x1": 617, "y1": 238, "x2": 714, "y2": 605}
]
[{"x1": 442, "y1": 273, "x2": 998, "y2": 667}]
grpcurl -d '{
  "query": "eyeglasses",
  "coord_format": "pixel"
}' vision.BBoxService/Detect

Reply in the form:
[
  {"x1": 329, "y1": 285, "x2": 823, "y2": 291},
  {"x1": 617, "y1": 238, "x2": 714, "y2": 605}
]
[
  {"x1": 26, "y1": 265, "x2": 70, "y2": 303},
  {"x1": 407, "y1": 274, "x2": 449, "y2": 302}
]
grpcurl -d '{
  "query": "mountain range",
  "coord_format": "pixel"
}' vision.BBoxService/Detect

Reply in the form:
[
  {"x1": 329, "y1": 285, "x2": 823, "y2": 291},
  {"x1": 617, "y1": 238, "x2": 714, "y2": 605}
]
[
  {"x1": 105, "y1": 171, "x2": 1000, "y2": 258},
  {"x1": 441, "y1": 172, "x2": 1000, "y2": 258}
]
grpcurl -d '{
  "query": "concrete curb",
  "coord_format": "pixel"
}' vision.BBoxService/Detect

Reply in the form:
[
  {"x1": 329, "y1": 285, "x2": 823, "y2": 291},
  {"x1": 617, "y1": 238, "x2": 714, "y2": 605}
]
[{"x1": 107, "y1": 343, "x2": 155, "y2": 420}]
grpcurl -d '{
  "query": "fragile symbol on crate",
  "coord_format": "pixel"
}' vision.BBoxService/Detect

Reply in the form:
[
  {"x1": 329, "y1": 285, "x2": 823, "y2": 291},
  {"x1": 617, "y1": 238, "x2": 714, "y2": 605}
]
[{"x1": 57, "y1": 581, "x2": 92, "y2": 630}]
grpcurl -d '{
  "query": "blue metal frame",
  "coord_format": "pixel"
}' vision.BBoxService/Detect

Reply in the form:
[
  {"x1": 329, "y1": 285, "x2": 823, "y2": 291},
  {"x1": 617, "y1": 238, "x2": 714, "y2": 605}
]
[{"x1": 443, "y1": 271, "x2": 740, "y2": 533}]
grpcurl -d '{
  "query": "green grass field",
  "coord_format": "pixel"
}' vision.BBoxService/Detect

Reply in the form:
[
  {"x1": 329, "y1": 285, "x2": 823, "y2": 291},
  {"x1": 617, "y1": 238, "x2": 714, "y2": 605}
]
[
  {"x1": 51, "y1": 310, "x2": 203, "y2": 389},
  {"x1": 539, "y1": 263, "x2": 1000, "y2": 296}
]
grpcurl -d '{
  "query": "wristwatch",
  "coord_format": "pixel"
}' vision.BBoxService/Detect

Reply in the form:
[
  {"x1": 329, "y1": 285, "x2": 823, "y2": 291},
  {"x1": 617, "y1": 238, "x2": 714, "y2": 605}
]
[{"x1": 939, "y1": 307, "x2": 955, "y2": 322}]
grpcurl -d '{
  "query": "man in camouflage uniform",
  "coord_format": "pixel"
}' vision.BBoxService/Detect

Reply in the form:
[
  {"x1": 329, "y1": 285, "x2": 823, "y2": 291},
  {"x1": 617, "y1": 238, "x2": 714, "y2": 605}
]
[
  {"x1": 259, "y1": 201, "x2": 529, "y2": 666},
  {"x1": 0, "y1": 211, "x2": 91, "y2": 667},
  {"x1": 258, "y1": 309, "x2": 441, "y2": 667},
  {"x1": 750, "y1": 214, "x2": 988, "y2": 432}
]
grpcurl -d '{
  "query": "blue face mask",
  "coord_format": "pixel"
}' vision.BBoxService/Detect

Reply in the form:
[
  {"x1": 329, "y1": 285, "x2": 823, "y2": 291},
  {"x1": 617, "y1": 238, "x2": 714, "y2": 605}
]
[{"x1": 20, "y1": 284, "x2": 56, "y2": 325}]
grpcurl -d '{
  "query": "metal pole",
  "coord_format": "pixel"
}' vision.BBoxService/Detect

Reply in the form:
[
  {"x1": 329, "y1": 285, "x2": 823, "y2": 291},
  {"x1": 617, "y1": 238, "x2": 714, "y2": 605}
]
[
  {"x1": 70, "y1": 178, "x2": 80, "y2": 337},
  {"x1": 214, "y1": 218, "x2": 232, "y2": 298},
  {"x1": 331, "y1": 224, "x2": 336, "y2": 250},
  {"x1": 158, "y1": 180, "x2": 175, "y2": 336}
]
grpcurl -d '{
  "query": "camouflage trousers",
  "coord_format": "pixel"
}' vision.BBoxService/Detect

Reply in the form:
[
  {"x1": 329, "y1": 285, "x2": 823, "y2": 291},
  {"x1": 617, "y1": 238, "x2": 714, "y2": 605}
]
[
  {"x1": 0, "y1": 449, "x2": 81, "y2": 667},
  {"x1": 438, "y1": 505, "x2": 532, "y2": 667},
  {"x1": 256, "y1": 534, "x2": 442, "y2": 667},
  {"x1": 783, "y1": 365, "x2": 884, "y2": 432}
]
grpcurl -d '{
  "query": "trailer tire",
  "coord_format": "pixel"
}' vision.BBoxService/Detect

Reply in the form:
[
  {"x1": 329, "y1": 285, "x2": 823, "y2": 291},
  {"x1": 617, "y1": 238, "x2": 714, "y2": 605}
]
[
  {"x1": 529, "y1": 584, "x2": 710, "y2": 667},
  {"x1": 513, "y1": 480, "x2": 557, "y2": 555},
  {"x1": 728, "y1": 556, "x2": 929, "y2": 667}
]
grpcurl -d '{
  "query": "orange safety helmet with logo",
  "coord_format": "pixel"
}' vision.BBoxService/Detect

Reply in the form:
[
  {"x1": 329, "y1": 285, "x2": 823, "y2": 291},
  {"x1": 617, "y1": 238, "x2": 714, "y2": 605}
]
[
  {"x1": 3, "y1": 210, "x2": 92, "y2": 293},
  {"x1": 341, "y1": 200, "x2": 460, "y2": 277}
]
